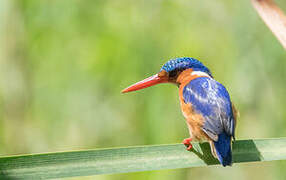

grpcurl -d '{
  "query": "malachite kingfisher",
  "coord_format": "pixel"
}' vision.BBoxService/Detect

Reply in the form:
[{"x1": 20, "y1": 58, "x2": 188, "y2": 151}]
[{"x1": 122, "y1": 57, "x2": 238, "y2": 166}]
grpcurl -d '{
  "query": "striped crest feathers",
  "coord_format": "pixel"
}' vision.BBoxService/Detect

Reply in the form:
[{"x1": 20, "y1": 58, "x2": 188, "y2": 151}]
[{"x1": 160, "y1": 57, "x2": 212, "y2": 77}]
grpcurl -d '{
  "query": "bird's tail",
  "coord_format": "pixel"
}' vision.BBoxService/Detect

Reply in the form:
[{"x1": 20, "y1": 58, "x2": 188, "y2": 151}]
[{"x1": 212, "y1": 132, "x2": 232, "y2": 166}]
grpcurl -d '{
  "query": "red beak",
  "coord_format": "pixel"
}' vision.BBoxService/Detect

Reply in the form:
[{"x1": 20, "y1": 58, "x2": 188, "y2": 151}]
[{"x1": 121, "y1": 74, "x2": 168, "y2": 93}]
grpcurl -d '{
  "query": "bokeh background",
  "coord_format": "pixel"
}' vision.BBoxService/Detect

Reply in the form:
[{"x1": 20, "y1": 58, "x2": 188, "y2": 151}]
[{"x1": 1, "y1": 0, "x2": 286, "y2": 179}]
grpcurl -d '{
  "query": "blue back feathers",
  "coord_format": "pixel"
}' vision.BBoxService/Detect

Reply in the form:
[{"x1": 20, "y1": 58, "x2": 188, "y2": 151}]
[
  {"x1": 160, "y1": 57, "x2": 212, "y2": 77},
  {"x1": 183, "y1": 77, "x2": 235, "y2": 166}
]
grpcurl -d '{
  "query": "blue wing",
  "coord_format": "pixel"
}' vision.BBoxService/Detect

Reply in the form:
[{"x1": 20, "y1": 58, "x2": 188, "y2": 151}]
[
  {"x1": 183, "y1": 77, "x2": 235, "y2": 166},
  {"x1": 183, "y1": 77, "x2": 235, "y2": 141}
]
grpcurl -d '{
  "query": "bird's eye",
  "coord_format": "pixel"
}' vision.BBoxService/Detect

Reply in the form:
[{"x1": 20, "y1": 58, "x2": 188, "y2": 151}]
[{"x1": 169, "y1": 70, "x2": 177, "y2": 78}]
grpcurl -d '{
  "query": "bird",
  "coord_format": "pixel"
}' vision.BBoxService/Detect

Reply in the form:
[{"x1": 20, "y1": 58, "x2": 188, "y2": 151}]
[{"x1": 122, "y1": 57, "x2": 238, "y2": 166}]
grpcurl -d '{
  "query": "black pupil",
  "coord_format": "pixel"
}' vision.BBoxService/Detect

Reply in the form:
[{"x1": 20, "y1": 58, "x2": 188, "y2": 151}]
[{"x1": 169, "y1": 70, "x2": 177, "y2": 78}]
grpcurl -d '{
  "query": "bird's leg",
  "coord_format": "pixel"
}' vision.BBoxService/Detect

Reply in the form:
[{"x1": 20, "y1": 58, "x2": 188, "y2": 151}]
[{"x1": 182, "y1": 138, "x2": 193, "y2": 150}]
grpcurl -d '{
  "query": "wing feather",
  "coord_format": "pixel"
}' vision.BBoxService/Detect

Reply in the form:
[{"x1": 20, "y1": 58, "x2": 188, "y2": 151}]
[{"x1": 183, "y1": 77, "x2": 235, "y2": 141}]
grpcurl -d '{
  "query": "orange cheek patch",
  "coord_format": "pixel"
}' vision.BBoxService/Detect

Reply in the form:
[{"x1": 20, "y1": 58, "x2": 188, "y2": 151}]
[
  {"x1": 177, "y1": 69, "x2": 194, "y2": 85},
  {"x1": 176, "y1": 69, "x2": 210, "y2": 85}
]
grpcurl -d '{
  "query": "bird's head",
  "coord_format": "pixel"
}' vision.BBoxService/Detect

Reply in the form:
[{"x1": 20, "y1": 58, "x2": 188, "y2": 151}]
[{"x1": 122, "y1": 57, "x2": 212, "y2": 93}]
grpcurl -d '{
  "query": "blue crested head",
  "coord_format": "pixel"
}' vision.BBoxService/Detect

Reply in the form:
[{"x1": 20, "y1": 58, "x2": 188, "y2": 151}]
[{"x1": 160, "y1": 57, "x2": 212, "y2": 77}]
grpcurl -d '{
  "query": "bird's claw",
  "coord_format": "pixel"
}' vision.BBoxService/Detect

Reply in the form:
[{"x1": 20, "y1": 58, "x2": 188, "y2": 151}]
[
  {"x1": 186, "y1": 144, "x2": 193, "y2": 150},
  {"x1": 182, "y1": 138, "x2": 193, "y2": 150}
]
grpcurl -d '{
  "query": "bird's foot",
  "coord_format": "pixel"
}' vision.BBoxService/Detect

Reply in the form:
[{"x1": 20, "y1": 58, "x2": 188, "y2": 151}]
[
  {"x1": 182, "y1": 138, "x2": 193, "y2": 150},
  {"x1": 182, "y1": 137, "x2": 192, "y2": 145}
]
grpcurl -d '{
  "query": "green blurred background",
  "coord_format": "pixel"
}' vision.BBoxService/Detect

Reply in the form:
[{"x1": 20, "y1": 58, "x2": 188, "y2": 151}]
[{"x1": 1, "y1": 0, "x2": 286, "y2": 179}]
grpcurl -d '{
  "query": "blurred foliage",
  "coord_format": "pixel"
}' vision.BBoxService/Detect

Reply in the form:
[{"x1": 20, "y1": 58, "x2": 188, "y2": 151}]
[{"x1": 0, "y1": 0, "x2": 286, "y2": 179}]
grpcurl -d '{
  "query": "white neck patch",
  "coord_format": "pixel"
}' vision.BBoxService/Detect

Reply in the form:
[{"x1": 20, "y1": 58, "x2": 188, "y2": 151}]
[{"x1": 190, "y1": 71, "x2": 211, "y2": 78}]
